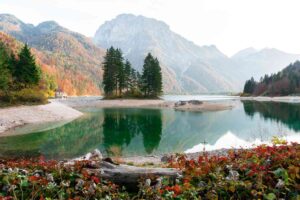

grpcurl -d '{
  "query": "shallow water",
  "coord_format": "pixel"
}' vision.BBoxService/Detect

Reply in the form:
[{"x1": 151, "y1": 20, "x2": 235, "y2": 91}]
[{"x1": 0, "y1": 100, "x2": 299, "y2": 159}]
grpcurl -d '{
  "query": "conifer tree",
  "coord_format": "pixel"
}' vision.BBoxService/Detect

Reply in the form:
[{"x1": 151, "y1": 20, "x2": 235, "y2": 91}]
[
  {"x1": 102, "y1": 47, "x2": 117, "y2": 95},
  {"x1": 0, "y1": 43, "x2": 11, "y2": 92},
  {"x1": 141, "y1": 53, "x2": 162, "y2": 97},
  {"x1": 152, "y1": 58, "x2": 163, "y2": 96},
  {"x1": 124, "y1": 60, "x2": 132, "y2": 92},
  {"x1": 243, "y1": 77, "x2": 256, "y2": 94},
  {"x1": 14, "y1": 44, "x2": 41, "y2": 88},
  {"x1": 115, "y1": 48, "x2": 125, "y2": 95}
]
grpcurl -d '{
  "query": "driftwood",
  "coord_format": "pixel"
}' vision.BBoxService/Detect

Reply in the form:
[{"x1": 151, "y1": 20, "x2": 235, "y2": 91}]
[
  {"x1": 70, "y1": 150, "x2": 181, "y2": 189},
  {"x1": 85, "y1": 161, "x2": 182, "y2": 189}
]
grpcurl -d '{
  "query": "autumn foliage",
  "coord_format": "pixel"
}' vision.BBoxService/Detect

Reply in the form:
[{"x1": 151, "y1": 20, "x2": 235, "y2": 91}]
[
  {"x1": 0, "y1": 32, "x2": 102, "y2": 96},
  {"x1": 0, "y1": 143, "x2": 299, "y2": 199}
]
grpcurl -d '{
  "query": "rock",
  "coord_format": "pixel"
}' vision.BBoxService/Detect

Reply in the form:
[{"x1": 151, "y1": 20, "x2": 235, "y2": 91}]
[
  {"x1": 175, "y1": 101, "x2": 187, "y2": 107},
  {"x1": 88, "y1": 183, "x2": 96, "y2": 195},
  {"x1": 175, "y1": 100, "x2": 203, "y2": 107},
  {"x1": 19, "y1": 169, "x2": 28, "y2": 175},
  {"x1": 276, "y1": 179, "x2": 285, "y2": 188},
  {"x1": 226, "y1": 170, "x2": 239, "y2": 181},
  {"x1": 75, "y1": 179, "x2": 85, "y2": 190},
  {"x1": 61, "y1": 180, "x2": 70, "y2": 187},
  {"x1": 155, "y1": 177, "x2": 162, "y2": 189},
  {"x1": 90, "y1": 149, "x2": 103, "y2": 160},
  {"x1": 46, "y1": 173, "x2": 54, "y2": 182},
  {"x1": 188, "y1": 100, "x2": 203, "y2": 105},
  {"x1": 33, "y1": 170, "x2": 44, "y2": 177},
  {"x1": 82, "y1": 149, "x2": 103, "y2": 161},
  {"x1": 161, "y1": 154, "x2": 172, "y2": 162},
  {"x1": 145, "y1": 179, "x2": 151, "y2": 187},
  {"x1": 198, "y1": 181, "x2": 207, "y2": 187}
]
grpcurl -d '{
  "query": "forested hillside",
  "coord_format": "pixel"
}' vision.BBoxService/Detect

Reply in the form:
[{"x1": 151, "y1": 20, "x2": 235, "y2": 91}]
[
  {"x1": 0, "y1": 14, "x2": 105, "y2": 96},
  {"x1": 243, "y1": 61, "x2": 300, "y2": 96},
  {"x1": 0, "y1": 32, "x2": 56, "y2": 104}
]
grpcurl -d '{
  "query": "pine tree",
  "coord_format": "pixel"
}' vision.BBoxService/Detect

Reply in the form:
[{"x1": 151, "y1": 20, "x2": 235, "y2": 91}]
[
  {"x1": 124, "y1": 60, "x2": 132, "y2": 92},
  {"x1": 115, "y1": 49, "x2": 125, "y2": 95},
  {"x1": 14, "y1": 44, "x2": 41, "y2": 88},
  {"x1": 141, "y1": 53, "x2": 162, "y2": 97},
  {"x1": 243, "y1": 77, "x2": 256, "y2": 94},
  {"x1": 129, "y1": 68, "x2": 138, "y2": 92},
  {"x1": 141, "y1": 53, "x2": 152, "y2": 96},
  {"x1": 102, "y1": 47, "x2": 117, "y2": 95},
  {"x1": 0, "y1": 43, "x2": 11, "y2": 92},
  {"x1": 152, "y1": 58, "x2": 162, "y2": 96}
]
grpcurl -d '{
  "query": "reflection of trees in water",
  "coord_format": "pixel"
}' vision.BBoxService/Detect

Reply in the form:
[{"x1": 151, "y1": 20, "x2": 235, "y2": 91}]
[
  {"x1": 102, "y1": 109, "x2": 162, "y2": 156},
  {"x1": 0, "y1": 114, "x2": 104, "y2": 159},
  {"x1": 242, "y1": 101, "x2": 300, "y2": 131}
]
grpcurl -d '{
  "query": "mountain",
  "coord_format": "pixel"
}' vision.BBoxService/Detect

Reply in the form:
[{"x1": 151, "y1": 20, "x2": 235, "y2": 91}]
[
  {"x1": 232, "y1": 48, "x2": 300, "y2": 81},
  {"x1": 0, "y1": 14, "x2": 105, "y2": 95},
  {"x1": 94, "y1": 14, "x2": 240, "y2": 93},
  {"x1": 1, "y1": 13, "x2": 300, "y2": 94}
]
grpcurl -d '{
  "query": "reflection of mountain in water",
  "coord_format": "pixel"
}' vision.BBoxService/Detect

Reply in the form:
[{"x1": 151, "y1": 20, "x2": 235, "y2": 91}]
[
  {"x1": 102, "y1": 108, "x2": 162, "y2": 155},
  {"x1": 242, "y1": 101, "x2": 300, "y2": 131},
  {"x1": 1, "y1": 102, "x2": 299, "y2": 159}
]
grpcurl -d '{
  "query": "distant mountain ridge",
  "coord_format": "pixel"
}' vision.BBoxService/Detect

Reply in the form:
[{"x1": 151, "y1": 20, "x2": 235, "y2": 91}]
[
  {"x1": 1, "y1": 13, "x2": 300, "y2": 94},
  {"x1": 0, "y1": 14, "x2": 105, "y2": 95},
  {"x1": 232, "y1": 47, "x2": 300, "y2": 81},
  {"x1": 94, "y1": 14, "x2": 300, "y2": 93},
  {"x1": 94, "y1": 14, "x2": 240, "y2": 93}
]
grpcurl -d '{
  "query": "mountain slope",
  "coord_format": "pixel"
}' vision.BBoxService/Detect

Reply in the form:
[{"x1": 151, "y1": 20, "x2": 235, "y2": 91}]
[
  {"x1": 94, "y1": 14, "x2": 240, "y2": 93},
  {"x1": 244, "y1": 61, "x2": 300, "y2": 96},
  {"x1": 0, "y1": 14, "x2": 105, "y2": 95},
  {"x1": 232, "y1": 48, "x2": 300, "y2": 81}
]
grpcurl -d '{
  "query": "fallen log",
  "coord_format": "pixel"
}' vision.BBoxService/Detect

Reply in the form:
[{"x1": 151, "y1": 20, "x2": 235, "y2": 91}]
[
  {"x1": 85, "y1": 161, "x2": 182, "y2": 190},
  {"x1": 70, "y1": 150, "x2": 181, "y2": 190}
]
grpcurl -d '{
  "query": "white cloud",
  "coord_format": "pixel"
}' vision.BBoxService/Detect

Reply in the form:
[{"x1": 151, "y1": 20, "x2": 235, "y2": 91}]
[{"x1": 0, "y1": 0, "x2": 300, "y2": 56}]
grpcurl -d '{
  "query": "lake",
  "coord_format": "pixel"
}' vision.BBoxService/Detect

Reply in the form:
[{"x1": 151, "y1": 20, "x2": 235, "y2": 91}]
[{"x1": 0, "y1": 97, "x2": 300, "y2": 159}]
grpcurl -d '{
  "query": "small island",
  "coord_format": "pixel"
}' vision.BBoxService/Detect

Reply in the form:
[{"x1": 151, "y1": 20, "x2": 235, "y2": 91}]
[{"x1": 102, "y1": 47, "x2": 163, "y2": 99}]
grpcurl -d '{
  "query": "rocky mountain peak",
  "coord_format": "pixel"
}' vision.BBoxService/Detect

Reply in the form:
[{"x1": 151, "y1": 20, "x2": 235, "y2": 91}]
[{"x1": 36, "y1": 21, "x2": 63, "y2": 33}]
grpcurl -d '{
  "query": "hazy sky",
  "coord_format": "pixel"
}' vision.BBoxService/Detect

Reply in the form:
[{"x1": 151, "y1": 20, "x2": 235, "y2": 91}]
[{"x1": 1, "y1": 0, "x2": 300, "y2": 56}]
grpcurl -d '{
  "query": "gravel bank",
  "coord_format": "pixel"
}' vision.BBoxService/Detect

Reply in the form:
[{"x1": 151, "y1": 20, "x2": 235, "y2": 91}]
[{"x1": 0, "y1": 101, "x2": 83, "y2": 135}]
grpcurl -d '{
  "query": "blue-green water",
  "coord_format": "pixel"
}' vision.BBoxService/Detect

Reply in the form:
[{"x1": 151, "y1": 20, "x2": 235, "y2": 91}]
[{"x1": 0, "y1": 100, "x2": 299, "y2": 159}]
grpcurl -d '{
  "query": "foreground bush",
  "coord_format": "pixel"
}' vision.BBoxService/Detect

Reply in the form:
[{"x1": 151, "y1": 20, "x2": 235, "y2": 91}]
[
  {"x1": 0, "y1": 143, "x2": 299, "y2": 199},
  {"x1": 0, "y1": 88, "x2": 48, "y2": 105},
  {"x1": 165, "y1": 143, "x2": 299, "y2": 200}
]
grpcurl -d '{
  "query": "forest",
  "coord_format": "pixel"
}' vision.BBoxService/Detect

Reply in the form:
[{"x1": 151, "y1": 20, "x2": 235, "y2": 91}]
[
  {"x1": 102, "y1": 47, "x2": 163, "y2": 98},
  {"x1": 0, "y1": 42, "x2": 56, "y2": 105},
  {"x1": 243, "y1": 61, "x2": 300, "y2": 96}
]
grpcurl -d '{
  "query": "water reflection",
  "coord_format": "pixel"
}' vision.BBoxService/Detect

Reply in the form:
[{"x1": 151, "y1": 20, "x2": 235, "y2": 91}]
[
  {"x1": 0, "y1": 101, "x2": 299, "y2": 160},
  {"x1": 102, "y1": 108, "x2": 162, "y2": 155},
  {"x1": 242, "y1": 101, "x2": 300, "y2": 131},
  {"x1": 0, "y1": 114, "x2": 104, "y2": 159},
  {"x1": 0, "y1": 108, "x2": 163, "y2": 159}
]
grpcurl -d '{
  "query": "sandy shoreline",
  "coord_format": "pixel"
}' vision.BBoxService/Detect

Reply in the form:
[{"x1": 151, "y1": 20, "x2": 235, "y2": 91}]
[
  {"x1": 56, "y1": 97, "x2": 234, "y2": 110},
  {"x1": 240, "y1": 96, "x2": 300, "y2": 103},
  {"x1": 0, "y1": 101, "x2": 83, "y2": 135}
]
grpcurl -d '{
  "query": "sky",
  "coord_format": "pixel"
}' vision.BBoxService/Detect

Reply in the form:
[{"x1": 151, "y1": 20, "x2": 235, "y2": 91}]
[{"x1": 1, "y1": 0, "x2": 300, "y2": 56}]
